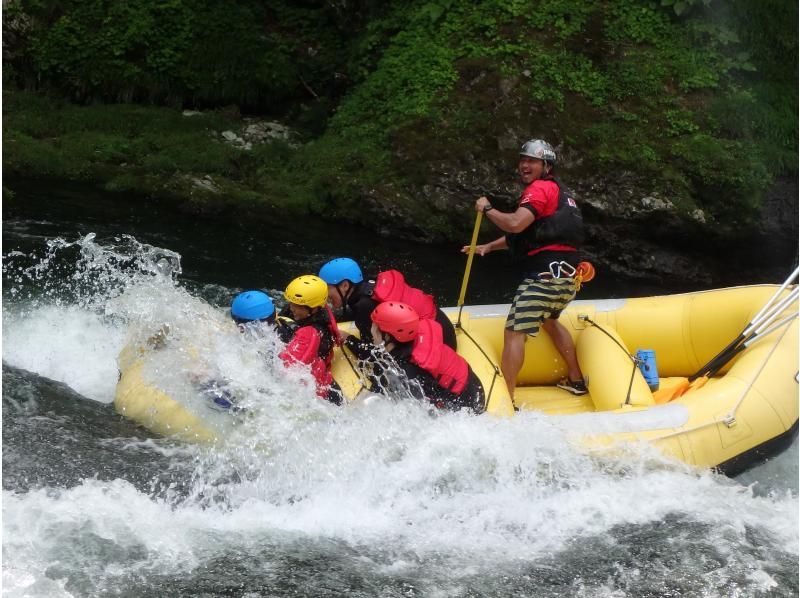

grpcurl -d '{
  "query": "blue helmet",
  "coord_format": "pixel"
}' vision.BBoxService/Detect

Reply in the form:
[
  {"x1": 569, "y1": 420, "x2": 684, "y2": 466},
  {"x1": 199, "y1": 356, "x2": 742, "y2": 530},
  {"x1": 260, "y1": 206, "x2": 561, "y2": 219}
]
[
  {"x1": 230, "y1": 290, "x2": 275, "y2": 323},
  {"x1": 318, "y1": 257, "x2": 364, "y2": 285}
]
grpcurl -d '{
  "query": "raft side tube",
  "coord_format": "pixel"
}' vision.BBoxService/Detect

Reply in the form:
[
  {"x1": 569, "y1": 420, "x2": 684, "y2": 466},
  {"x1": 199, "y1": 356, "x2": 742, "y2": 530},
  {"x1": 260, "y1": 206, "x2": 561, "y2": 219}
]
[
  {"x1": 115, "y1": 359, "x2": 220, "y2": 443},
  {"x1": 576, "y1": 324, "x2": 654, "y2": 411},
  {"x1": 455, "y1": 311, "x2": 514, "y2": 416}
]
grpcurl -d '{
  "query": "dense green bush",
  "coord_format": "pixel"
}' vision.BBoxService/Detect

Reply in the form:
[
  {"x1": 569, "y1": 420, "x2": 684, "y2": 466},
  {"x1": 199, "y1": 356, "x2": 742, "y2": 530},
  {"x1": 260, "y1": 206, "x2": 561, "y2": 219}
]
[
  {"x1": 3, "y1": 0, "x2": 796, "y2": 233},
  {"x1": 3, "y1": 0, "x2": 358, "y2": 113},
  {"x1": 310, "y1": 0, "x2": 795, "y2": 223}
]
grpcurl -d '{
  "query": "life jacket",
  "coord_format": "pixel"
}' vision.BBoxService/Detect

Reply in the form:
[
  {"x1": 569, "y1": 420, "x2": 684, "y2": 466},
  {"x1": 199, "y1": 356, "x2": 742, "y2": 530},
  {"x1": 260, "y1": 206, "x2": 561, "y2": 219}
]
[
  {"x1": 280, "y1": 306, "x2": 340, "y2": 397},
  {"x1": 507, "y1": 176, "x2": 584, "y2": 259},
  {"x1": 372, "y1": 270, "x2": 437, "y2": 320},
  {"x1": 410, "y1": 319, "x2": 469, "y2": 395}
]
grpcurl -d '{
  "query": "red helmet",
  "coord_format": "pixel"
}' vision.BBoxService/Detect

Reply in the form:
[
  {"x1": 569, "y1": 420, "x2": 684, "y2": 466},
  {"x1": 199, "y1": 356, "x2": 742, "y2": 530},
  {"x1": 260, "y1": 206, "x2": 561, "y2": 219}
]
[{"x1": 370, "y1": 301, "x2": 419, "y2": 342}]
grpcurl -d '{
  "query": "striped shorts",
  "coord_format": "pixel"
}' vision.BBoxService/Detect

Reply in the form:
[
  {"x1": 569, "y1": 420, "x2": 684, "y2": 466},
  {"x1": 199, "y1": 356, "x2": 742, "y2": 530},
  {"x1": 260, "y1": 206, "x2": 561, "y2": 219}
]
[{"x1": 506, "y1": 277, "x2": 578, "y2": 335}]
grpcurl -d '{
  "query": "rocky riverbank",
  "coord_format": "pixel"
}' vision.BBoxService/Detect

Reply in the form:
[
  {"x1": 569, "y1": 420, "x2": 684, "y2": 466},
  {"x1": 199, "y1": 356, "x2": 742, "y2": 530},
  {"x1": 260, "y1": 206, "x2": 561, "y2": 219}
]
[
  {"x1": 4, "y1": 1, "x2": 796, "y2": 288},
  {"x1": 3, "y1": 91, "x2": 795, "y2": 290},
  {"x1": 4, "y1": 90, "x2": 797, "y2": 289}
]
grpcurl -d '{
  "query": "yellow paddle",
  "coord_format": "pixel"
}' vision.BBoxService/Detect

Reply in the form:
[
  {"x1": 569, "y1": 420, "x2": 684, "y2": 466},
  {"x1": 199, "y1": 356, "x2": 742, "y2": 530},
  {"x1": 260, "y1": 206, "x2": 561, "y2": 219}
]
[{"x1": 456, "y1": 210, "x2": 483, "y2": 327}]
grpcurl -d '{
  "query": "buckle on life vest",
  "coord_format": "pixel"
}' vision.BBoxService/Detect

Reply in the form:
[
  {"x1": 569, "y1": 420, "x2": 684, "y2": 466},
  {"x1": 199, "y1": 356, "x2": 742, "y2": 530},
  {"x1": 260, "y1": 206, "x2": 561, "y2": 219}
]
[
  {"x1": 537, "y1": 261, "x2": 577, "y2": 280},
  {"x1": 550, "y1": 261, "x2": 576, "y2": 278}
]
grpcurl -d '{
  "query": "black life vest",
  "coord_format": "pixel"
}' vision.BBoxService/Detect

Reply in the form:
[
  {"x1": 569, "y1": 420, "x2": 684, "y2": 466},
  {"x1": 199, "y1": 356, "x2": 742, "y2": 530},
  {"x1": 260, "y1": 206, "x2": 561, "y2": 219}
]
[{"x1": 507, "y1": 176, "x2": 584, "y2": 259}]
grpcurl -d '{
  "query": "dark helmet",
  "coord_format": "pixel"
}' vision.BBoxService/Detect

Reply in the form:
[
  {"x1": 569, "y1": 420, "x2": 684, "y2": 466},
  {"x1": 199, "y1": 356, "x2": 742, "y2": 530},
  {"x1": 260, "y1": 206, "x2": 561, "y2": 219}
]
[
  {"x1": 370, "y1": 301, "x2": 419, "y2": 343},
  {"x1": 231, "y1": 291, "x2": 275, "y2": 323},
  {"x1": 520, "y1": 139, "x2": 556, "y2": 165},
  {"x1": 319, "y1": 257, "x2": 364, "y2": 285}
]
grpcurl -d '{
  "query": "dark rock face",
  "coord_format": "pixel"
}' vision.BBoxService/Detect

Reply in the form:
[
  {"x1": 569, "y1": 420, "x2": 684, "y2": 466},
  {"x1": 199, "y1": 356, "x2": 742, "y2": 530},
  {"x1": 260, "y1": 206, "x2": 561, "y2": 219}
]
[
  {"x1": 368, "y1": 57, "x2": 798, "y2": 290},
  {"x1": 389, "y1": 168, "x2": 797, "y2": 289},
  {"x1": 755, "y1": 176, "x2": 799, "y2": 260}
]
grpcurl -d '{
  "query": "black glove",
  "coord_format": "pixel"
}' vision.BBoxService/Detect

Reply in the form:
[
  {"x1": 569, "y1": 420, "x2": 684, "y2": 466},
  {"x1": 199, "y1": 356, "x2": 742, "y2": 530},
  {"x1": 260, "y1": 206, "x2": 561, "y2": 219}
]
[{"x1": 343, "y1": 334, "x2": 373, "y2": 360}]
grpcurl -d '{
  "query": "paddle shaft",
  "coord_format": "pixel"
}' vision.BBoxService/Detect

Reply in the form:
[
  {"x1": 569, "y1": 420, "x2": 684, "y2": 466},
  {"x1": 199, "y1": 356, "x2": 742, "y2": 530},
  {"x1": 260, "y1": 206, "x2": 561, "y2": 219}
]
[
  {"x1": 456, "y1": 211, "x2": 483, "y2": 325},
  {"x1": 689, "y1": 271, "x2": 799, "y2": 381},
  {"x1": 748, "y1": 265, "x2": 799, "y2": 328},
  {"x1": 743, "y1": 286, "x2": 798, "y2": 337},
  {"x1": 701, "y1": 311, "x2": 798, "y2": 379}
]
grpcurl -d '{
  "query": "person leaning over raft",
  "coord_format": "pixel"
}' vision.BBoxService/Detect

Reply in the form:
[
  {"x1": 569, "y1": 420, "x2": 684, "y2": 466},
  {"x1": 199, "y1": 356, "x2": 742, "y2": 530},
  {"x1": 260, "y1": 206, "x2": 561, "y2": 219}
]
[
  {"x1": 230, "y1": 289, "x2": 293, "y2": 342},
  {"x1": 196, "y1": 290, "x2": 288, "y2": 411},
  {"x1": 278, "y1": 275, "x2": 344, "y2": 405},
  {"x1": 369, "y1": 301, "x2": 485, "y2": 413},
  {"x1": 318, "y1": 257, "x2": 457, "y2": 351},
  {"x1": 463, "y1": 139, "x2": 587, "y2": 399}
]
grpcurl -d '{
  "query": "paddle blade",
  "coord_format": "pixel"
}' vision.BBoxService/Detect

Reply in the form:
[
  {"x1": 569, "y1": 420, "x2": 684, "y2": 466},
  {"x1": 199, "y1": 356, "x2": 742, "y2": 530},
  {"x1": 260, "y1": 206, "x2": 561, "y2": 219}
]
[
  {"x1": 652, "y1": 378, "x2": 690, "y2": 403},
  {"x1": 688, "y1": 375, "x2": 710, "y2": 392}
]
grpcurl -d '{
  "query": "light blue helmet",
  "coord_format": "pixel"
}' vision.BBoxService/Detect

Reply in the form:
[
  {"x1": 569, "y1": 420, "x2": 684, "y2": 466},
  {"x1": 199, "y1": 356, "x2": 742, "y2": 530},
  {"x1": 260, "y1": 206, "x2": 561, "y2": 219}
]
[
  {"x1": 318, "y1": 257, "x2": 364, "y2": 285},
  {"x1": 230, "y1": 290, "x2": 275, "y2": 323}
]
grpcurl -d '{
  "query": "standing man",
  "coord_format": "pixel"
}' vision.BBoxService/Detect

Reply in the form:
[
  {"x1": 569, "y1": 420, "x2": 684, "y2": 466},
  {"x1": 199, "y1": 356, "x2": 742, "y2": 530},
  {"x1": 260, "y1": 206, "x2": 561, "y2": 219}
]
[{"x1": 465, "y1": 139, "x2": 587, "y2": 399}]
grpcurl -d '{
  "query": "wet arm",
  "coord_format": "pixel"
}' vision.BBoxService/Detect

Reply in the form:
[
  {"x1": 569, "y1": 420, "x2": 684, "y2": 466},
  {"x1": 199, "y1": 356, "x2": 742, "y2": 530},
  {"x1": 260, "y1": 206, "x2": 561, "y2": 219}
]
[{"x1": 483, "y1": 205, "x2": 535, "y2": 234}]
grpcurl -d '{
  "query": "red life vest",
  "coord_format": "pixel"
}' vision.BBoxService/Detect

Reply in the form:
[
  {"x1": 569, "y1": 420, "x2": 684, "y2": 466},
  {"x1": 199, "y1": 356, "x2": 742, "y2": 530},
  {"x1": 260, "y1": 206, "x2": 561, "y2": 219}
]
[
  {"x1": 279, "y1": 306, "x2": 340, "y2": 398},
  {"x1": 373, "y1": 270, "x2": 436, "y2": 320},
  {"x1": 410, "y1": 319, "x2": 469, "y2": 395}
]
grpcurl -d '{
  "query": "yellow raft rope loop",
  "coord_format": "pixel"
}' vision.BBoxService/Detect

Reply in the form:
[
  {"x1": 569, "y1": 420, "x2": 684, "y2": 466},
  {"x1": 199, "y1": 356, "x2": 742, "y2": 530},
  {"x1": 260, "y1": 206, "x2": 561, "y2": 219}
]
[
  {"x1": 340, "y1": 344, "x2": 367, "y2": 395},
  {"x1": 656, "y1": 319, "x2": 795, "y2": 441},
  {"x1": 725, "y1": 313, "x2": 795, "y2": 426},
  {"x1": 484, "y1": 371, "x2": 498, "y2": 412}
]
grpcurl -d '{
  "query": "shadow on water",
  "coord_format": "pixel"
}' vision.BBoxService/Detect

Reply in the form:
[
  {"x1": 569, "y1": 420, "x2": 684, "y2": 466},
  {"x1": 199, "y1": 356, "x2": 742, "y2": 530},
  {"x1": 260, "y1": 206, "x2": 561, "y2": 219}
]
[
  {"x1": 3, "y1": 177, "x2": 717, "y2": 305},
  {"x1": 2, "y1": 363, "x2": 191, "y2": 494}
]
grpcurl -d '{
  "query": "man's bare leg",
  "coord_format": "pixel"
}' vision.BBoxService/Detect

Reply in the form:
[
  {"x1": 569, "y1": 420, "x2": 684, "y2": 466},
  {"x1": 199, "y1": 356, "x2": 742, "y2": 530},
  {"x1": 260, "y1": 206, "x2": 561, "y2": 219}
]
[
  {"x1": 542, "y1": 318, "x2": 582, "y2": 381},
  {"x1": 502, "y1": 328, "x2": 527, "y2": 399}
]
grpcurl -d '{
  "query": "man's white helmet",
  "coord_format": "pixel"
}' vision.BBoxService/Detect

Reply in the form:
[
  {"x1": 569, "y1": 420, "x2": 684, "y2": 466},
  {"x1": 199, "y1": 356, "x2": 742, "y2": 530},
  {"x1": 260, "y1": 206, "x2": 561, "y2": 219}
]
[{"x1": 520, "y1": 139, "x2": 556, "y2": 165}]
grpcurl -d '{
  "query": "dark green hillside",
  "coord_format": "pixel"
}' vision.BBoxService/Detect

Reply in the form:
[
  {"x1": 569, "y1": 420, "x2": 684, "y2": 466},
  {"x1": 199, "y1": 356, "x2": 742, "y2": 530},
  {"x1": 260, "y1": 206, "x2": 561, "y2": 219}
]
[{"x1": 4, "y1": 0, "x2": 796, "y2": 242}]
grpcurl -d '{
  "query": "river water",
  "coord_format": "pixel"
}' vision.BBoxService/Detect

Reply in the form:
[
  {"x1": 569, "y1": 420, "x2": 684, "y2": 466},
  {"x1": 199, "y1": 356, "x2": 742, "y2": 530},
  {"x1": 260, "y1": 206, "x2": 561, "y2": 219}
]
[{"x1": 3, "y1": 180, "x2": 798, "y2": 597}]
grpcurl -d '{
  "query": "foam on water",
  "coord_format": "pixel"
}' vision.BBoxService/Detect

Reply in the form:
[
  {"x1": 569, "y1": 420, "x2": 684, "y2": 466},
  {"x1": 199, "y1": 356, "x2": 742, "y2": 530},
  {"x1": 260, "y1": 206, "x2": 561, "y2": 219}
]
[
  {"x1": 3, "y1": 305, "x2": 127, "y2": 403},
  {"x1": 3, "y1": 234, "x2": 798, "y2": 596},
  {"x1": 3, "y1": 420, "x2": 797, "y2": 592},
  {"x1": 3, "y1": 234, "x2": 194, "y2": 403}
]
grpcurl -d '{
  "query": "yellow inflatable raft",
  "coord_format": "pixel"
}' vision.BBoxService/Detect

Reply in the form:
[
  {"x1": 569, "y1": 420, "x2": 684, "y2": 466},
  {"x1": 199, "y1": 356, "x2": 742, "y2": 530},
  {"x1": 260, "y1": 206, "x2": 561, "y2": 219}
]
[{"x1": 115, "y1": 284, "x2": 798, "y2": 473}]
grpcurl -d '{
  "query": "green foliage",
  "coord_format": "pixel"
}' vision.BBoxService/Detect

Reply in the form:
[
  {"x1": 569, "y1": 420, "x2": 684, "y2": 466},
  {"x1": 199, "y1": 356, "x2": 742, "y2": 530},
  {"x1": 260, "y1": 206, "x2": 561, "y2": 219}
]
[
  {"x1": 4, "y1": 90, "x2": 266, "y2": 193},
  {"x1": 661, "y1": 0, "x2": 711, "y2": 17},
  {"x1": 3, "y1": 0, "x2": 796, "y2": 236},
  {"x1": 333, "y1": 29, "x2": 458, "y2": 135},
  {"x1": 665, "y1": 110, "x2": 700, "y2": 136},
  {"x1": 710, "y1": 84, "x2": 797, "y2": 175},
  {"x1": 4, "y1": 0, "x2": 353, "y2": 111},
  {"x1": 526, "y1": 1, "x2": 595, "y2": 38},
  {"x1": 4, "y1": 131, "x2": 71, "y2": 177},
  {"x1": 671, "y1": 133, "x2": 764, "y2": 222},
  {"x1": 607, "y1": 2, "x2": 672, "y2": 44}
]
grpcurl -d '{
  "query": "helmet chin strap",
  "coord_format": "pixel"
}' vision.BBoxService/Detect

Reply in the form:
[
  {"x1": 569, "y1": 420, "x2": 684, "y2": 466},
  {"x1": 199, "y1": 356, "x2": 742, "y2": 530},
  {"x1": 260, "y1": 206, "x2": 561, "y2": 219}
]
[{"x1": 337, "y1": 282, "x2": 353, "y2": 317}]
